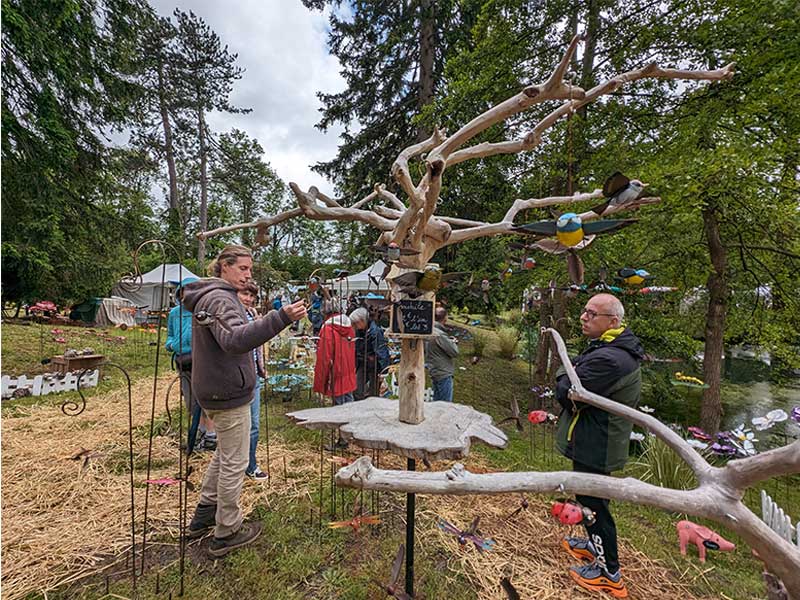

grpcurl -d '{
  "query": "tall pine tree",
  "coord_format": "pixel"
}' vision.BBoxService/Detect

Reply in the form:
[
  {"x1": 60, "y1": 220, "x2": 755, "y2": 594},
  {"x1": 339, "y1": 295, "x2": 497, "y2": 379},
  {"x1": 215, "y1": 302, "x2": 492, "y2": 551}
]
[
  {"x1": 303, "y1": 1, "x2": 481, "y2": 201},
  {"x1": 2, "y1": 0, "x2": 155, "y2": 304},
  {"x1": 172, "y1": 9, "x2": 247, "y2": 270}
]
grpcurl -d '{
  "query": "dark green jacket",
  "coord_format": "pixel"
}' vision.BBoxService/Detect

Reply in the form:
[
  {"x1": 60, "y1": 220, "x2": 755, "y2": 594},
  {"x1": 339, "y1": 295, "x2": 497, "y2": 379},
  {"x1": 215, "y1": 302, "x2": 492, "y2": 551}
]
[{"x1": 555, "y1": 328, "x2": 644, "y2": 473}]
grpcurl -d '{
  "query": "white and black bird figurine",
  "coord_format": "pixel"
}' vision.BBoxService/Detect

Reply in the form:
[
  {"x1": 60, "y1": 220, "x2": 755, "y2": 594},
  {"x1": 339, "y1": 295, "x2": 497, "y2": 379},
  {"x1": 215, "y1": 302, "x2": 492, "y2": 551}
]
[{"x1": 591, "y1": 171, "x2": 647, "y2": 216}]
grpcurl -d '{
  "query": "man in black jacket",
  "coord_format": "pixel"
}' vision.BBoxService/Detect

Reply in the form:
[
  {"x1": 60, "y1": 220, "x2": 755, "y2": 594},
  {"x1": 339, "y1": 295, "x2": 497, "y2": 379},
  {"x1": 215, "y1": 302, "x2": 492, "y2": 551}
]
[{"x1": 555, "y1": 293, "x2": 643, "y2": 598}]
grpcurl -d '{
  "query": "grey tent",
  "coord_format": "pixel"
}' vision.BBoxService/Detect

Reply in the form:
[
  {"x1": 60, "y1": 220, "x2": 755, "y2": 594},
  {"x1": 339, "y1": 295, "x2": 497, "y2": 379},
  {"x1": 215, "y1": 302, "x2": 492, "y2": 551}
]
[{"x1": 111, "y1": 264, "x2": 199, "y2": 312}]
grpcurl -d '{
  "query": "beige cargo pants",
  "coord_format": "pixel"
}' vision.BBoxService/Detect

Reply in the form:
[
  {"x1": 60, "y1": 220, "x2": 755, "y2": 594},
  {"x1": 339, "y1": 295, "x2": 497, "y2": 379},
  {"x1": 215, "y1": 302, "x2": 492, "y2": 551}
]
[{"x1": 198, "y1": 403, "x2": 250, "y2": 538}]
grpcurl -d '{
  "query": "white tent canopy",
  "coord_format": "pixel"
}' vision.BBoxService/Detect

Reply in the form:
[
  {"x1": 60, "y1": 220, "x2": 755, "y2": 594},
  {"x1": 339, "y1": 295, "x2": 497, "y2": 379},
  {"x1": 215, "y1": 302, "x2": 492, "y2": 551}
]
[
  {"x1": 340, "y1": 260, "x2": 389, "y2": 292},
  {"x1": 111, "y1": 264, "x2": 199, "y2": 311}
]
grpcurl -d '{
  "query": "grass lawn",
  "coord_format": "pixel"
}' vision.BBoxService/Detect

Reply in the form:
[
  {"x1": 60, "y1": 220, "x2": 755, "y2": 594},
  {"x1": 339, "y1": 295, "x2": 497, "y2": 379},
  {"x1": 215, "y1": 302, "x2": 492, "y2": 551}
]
[{"x1": 2, "y1": 320, "x2": 795, "y2": 599}]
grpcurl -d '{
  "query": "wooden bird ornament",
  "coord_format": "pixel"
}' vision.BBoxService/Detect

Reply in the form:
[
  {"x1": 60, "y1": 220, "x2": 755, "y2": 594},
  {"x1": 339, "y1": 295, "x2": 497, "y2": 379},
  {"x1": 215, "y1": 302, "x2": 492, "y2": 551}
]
[{"x1": 591, "y1": 171, "x2": 648, "y2": 216}]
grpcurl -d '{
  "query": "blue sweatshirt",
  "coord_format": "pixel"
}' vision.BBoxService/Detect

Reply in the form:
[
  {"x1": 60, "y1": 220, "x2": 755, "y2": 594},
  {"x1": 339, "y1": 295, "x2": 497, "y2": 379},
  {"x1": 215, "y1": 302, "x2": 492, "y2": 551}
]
[{"x1": 165, "y1": 305, "x2": 193, "y2": 358}]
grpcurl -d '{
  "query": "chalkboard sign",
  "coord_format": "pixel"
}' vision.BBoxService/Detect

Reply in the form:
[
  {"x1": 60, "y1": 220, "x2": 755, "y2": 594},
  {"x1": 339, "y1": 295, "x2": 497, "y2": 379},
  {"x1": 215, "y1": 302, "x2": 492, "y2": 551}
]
[{"x1": 390, "y1": 299, "x2": 434, "y2": 335}]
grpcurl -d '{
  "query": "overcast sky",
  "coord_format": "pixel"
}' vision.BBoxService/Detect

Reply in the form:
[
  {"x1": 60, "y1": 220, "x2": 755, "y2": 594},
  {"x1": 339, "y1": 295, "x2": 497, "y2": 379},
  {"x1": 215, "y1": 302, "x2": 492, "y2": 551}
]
[{"x1": 150, "y1": 0, "x2": 347, "y2": 198}]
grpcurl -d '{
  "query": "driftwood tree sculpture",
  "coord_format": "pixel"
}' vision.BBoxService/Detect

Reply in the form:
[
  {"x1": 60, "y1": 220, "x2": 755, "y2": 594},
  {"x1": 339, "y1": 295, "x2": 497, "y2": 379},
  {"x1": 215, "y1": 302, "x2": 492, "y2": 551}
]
[
  {"x1": 194, "y1": 33, "x2": 798, "y2": 597},
  {"x1": 200, "y1": 34, "x2": 734, "y2": 425},
  {"x1": 334, "y1": 328, "x2": 800, "y2": 597}
]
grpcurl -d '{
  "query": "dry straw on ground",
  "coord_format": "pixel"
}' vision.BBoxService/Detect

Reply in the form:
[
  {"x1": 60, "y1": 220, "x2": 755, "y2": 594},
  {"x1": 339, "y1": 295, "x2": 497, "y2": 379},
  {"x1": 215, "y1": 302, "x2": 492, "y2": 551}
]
[
  {"x1": 2, "y1": 373, "x2": 722, "y2": 600},
  {"x1": 419, "y1": 492, "x2": 716, "y2": 599},
  {"x1": 0, "y1": 374, "x2": 318, "y2": 600}
]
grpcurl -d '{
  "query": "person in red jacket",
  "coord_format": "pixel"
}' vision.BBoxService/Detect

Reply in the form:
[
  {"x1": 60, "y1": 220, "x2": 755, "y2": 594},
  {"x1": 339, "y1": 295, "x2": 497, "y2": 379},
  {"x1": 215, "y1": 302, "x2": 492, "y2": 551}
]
[{"x1": 313, "y1": 298, "x2": 357, "y2": 405}]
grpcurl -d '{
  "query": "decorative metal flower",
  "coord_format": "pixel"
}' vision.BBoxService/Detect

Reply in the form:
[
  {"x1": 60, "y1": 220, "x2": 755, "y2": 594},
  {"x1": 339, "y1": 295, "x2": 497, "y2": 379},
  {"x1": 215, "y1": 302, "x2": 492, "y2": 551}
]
[
  {"x1": 751, "y1": 409, "x2": 788, "y2": 431},
  {"x1": 710, "y1": 442, "x2": 737, "y2": 456},
  {"x1": 790, "y1": 406, "x2": 800, "y2": 424},
  {"x1": 730, "y1": 425, "x2": 758, "y2": 456},
  {"x1": 688, "y1": 426, "x2": 711, "y2": 442},
  {"x1": 639, "y1": 405, "x2": 655, "y2": 414},
  {"x1": 686, "y1": 439, "x2": 708, "y2": 450},
  {"x1": 531, "y1": 386, "x2": 554, "y2": 398}
]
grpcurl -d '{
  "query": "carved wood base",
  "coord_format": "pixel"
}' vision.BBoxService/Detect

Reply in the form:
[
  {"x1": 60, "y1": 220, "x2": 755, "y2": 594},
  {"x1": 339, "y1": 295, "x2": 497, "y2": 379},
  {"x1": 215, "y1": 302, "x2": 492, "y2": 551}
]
[{"x1": 287, "y1": 397, "x2": 507, "y2": 461}]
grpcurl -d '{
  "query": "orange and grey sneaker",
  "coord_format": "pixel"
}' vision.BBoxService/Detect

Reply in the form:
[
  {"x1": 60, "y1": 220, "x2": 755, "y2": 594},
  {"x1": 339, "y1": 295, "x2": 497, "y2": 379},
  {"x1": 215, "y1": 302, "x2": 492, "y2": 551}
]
[
  {"x1": 561, "y1": 536, "x2": 597, "y2": 562},
  {"x1": 569, "y1": 563, "x2": 628, "y2": 598}
]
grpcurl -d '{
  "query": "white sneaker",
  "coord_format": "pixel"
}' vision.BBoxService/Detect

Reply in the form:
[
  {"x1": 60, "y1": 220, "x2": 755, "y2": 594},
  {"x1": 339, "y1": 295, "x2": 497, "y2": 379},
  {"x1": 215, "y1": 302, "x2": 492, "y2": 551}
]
[{"x1": 246, "y1": 467, "x2": 269, "y2": 481}]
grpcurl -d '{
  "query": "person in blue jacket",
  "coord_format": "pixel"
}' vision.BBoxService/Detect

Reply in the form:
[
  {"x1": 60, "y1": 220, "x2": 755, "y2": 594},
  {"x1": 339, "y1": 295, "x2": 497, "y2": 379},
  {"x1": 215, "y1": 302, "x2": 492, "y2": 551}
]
[
  {"x1": 166, "y1": 277, "x2": 216, "y2": 454},
  {"x1": 350, "y1": 307, "x2": 390, "y2": 399}
]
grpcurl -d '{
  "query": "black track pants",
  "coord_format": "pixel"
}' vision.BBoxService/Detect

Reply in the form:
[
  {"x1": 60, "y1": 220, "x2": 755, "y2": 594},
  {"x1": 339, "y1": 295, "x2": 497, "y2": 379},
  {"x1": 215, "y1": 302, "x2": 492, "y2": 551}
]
[{"x1": 573, "y1": 460, "x2": 620, "y2": 573}]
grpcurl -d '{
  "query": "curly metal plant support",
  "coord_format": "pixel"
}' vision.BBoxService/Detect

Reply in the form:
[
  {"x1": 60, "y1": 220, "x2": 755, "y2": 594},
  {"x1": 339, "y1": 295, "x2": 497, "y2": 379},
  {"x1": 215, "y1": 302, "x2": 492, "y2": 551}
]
[
  {"x1": 106, "y1": 239, "x2": 192, "y2": 594},
  {"x1": 74, "y1": 362, "x2": 138, "y2": 593}
]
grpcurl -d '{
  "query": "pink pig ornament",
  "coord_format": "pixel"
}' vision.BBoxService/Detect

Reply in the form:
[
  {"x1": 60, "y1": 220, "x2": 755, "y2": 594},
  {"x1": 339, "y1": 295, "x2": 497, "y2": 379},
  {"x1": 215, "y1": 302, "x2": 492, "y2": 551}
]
[{"x1": 677, "y1": 520, "x2": 735, "y2": 562}]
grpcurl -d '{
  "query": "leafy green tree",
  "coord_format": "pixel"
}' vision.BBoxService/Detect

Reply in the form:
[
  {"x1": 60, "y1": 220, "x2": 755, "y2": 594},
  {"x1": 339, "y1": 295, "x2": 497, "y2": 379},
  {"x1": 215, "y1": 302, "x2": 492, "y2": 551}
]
[
  {"x1": 420, "y1": 0, "x2": 798, "y2": 431},
  {"x1": 304, "y1": 1, "x2": 480, "y2": 197},
  {"x1": 2, "y1": 0, "x2": 152, "y2": 305},
  {"x1": 129, "y1": 12, "x2": 187, "y2": 253},
  {"x1": 210, "y1": 129, "x2": 288, "y2": 247}
]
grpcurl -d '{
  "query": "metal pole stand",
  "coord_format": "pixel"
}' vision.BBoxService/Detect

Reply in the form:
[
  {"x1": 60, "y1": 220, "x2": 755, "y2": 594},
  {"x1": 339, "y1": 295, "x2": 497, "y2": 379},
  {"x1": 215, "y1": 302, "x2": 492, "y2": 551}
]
[{"x1": 405, "y1": 457, "x2": 416, "y2": 596}]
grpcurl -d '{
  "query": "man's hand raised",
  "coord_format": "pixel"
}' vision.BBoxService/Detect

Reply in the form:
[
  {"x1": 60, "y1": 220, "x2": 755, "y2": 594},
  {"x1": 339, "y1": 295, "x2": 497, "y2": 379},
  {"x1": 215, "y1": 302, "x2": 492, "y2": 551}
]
[{"x1": 283, "y1": 299, "x2": 307, "y2": 322}]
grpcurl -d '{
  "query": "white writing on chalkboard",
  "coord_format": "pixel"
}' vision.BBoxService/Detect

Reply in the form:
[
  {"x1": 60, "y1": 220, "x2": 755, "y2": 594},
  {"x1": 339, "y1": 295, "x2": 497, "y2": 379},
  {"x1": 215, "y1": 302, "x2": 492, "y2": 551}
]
[{"x1": 391, "y1": 299, "x2": 433, "y2": 335}]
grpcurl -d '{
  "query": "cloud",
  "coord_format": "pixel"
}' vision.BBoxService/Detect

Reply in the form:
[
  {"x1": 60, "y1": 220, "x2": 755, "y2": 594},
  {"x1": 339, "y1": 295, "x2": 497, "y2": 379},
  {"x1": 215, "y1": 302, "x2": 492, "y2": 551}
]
[{"x1": 150, "y1": 0, "x2": 345, "y2": 197}]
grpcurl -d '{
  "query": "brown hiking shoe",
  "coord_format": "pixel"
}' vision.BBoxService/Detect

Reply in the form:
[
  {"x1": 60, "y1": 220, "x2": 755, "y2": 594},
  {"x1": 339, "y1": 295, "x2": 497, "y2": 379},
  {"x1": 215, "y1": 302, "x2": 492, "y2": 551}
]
[
  {"x1": 208, "y1": 522, "x2": 263, "y2": 558},
  {"x1": 187, "y1": 503, "x2": 216, "y2": 539}
]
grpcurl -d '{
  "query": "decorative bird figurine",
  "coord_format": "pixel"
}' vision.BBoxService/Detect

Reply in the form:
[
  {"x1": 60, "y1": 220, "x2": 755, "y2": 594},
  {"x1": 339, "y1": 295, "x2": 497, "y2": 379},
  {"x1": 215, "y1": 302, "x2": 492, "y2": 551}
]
[
  {"x1": 372, "y1": 242, "x2": 420, "y2": 263},
  {"x1": 513, "y1": 213, "x2": 635, "y2": 286},
  {"x1": 616, "y1": 268, "x2": 654, "y2": 286},
  {"x1": 591, "y1": 171, "x2": 647, "y2": 216},
  {"x1": 512, "y1": 212, "x2": 636, "y2": 247},
  {"x1": 390, "y1": 264, "x2": 466, "y2": 297}
]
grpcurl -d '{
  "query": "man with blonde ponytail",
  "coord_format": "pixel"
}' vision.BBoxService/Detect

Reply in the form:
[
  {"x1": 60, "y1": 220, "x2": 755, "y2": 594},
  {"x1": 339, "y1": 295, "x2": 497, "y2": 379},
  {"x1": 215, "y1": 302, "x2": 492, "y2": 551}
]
[{"x1": 181, "y1": 245, "x2": 306, "y2": 556}]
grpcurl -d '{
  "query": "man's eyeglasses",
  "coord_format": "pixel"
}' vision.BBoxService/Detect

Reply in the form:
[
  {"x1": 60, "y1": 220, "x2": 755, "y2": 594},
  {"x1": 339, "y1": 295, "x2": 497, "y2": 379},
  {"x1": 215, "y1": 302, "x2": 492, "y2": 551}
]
[{"x1": 581, "y1": 308, "x2": 616, "y2": 320}]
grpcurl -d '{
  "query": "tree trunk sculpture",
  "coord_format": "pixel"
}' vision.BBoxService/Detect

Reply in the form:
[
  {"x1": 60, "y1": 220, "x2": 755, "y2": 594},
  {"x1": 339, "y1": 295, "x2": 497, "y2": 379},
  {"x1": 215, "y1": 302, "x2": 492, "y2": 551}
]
[{"x1": 198, "y1": 35, "x2": 734, "y2": 424}]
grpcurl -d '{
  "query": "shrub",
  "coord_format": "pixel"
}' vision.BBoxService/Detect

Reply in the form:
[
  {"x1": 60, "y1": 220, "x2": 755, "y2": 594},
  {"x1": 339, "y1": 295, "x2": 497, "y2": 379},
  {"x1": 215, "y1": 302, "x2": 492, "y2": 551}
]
[
  {"x1": 471, "y1": 331, "x2": 488, "y2": 357},
  {"x1": 504, "y1": 308, "x2": 524, "y2": 329},
  {"x1": 496, "y1": 326, "x2": 519, "y2": 360}
]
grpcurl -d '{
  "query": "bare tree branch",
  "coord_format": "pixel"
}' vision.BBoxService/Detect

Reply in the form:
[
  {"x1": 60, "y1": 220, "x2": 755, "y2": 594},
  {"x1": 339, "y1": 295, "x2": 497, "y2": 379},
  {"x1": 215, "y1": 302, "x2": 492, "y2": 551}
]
[
  {"x1": 332, "y1": 327, "x2": 800, "y2": 595},
  {"x1": 196, "y1": 207, "x2": 304, "y2": 241},
  {"x1": 427, "y1": 34, "x2": 586, "y2": 169},
  {"x1": 546, "y1": 327, "x2": 714, "y2": 479},
  {"x1": 289, "y1": 183, "x2": 396, "y2": 231},
  {"x1": 444, "y1": 194, "x2": 661, "y2": 246},
  {"x1": 445, "y1": 62, "x2": 735, "y2": 168},
  {"x1": 727, "y1": 244, "x2": 800, "y2": 260}
]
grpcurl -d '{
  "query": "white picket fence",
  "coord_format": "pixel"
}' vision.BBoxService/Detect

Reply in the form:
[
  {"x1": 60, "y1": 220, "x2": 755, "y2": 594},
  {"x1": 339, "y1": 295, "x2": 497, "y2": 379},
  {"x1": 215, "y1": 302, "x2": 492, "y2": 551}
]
[
  {"x1": 387, "y1": 373, "x2": 434, "y2": 402},
  {"x1": 1, "y1": 369, "x2": 99, "y2": 399},
  {"x1": 761, "y1": 490, "x2": 800, "y2": 547}
]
